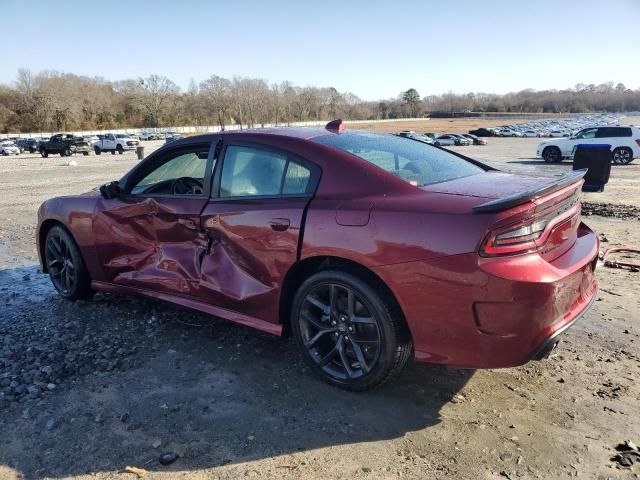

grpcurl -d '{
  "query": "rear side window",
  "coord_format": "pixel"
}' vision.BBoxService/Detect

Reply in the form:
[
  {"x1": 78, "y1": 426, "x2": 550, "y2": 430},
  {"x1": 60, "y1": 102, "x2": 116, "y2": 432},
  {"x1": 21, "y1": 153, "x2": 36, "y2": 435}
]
[
  {"x1": 220, "y1": 145, "x2": 314, "y2": 197},
  {"x1": 312, "y1": 132, "x2": 485, "y2": 186},
  {"x1": 597, "y1": 127, "x2": 632, "y2": 138}
]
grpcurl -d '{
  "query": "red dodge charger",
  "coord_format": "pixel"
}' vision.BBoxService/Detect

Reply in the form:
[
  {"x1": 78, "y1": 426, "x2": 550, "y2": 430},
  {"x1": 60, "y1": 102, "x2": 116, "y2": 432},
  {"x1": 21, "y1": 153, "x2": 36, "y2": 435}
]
[{"x1": 37, "y1": 121, "x2": 598, "y2": 390}]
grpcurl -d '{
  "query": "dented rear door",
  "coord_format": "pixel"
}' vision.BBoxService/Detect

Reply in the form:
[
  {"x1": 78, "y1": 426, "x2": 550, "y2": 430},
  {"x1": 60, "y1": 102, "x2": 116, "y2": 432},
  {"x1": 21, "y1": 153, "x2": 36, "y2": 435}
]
[{"x1": 198, "y1": 142, "x2": 320, "y2": 325}]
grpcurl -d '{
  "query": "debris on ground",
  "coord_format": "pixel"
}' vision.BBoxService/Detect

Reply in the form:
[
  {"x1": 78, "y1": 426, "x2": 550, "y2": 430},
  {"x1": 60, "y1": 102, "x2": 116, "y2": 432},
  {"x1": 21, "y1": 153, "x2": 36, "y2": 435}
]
[
  {"x1": 120, "y1": 465, "x2": 147, "y2": 477},
  {"x1": 159, "y1": 452, "x2": 179, "y2": 466},
  {"x1": 611, "y1": 440, "x2": 640, "y2": 468}
]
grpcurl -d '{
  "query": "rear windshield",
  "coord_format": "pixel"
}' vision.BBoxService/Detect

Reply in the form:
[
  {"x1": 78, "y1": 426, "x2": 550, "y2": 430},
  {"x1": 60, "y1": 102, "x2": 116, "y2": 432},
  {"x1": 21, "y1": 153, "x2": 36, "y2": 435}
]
[{"x1": 312, "y1": 132, "x2": 485, "y2": 186}]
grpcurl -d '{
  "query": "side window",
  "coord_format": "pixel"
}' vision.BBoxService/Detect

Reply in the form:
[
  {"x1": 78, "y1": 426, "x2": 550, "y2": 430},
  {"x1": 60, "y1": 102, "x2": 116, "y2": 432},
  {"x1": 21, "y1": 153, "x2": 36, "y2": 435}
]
[
  {"x1": 220, "y1": 145, "x2": 313, "y2": 197},
  {"x1": 576, "y1": 128, "x2": 597, "y2": 139},
  {"x1": 130, "y1": 146, "x2": 211, "y2": 195},
  {"x1": 597, "y1": 127, "x2": 631, "y2": 138}
]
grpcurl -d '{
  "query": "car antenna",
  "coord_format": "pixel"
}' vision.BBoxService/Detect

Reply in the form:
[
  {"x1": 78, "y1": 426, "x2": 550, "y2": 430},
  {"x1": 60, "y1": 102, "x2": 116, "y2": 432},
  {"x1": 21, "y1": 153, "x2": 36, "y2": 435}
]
[{"x1": 325, "y1": 119, "x2": 344, "y2": 134}]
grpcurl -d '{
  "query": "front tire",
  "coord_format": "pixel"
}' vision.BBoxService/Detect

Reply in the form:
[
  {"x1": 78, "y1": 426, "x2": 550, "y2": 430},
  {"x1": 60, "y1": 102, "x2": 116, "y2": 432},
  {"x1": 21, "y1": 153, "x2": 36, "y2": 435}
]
[
  {"x1": 116, "y1": 145, "x2": 124, "y2": 155},
  {"x1": 543, "y1": 146, "x2": 562, "y2": 163},
  {"x1": 44, "y1": 226, "x2": 92, "y2": 300},
  {"x1": 291, "y1": 270, "x2": 412, "y2": 391},
  {"x1": 612, "y1": 147, "x2": 633, "y2": 165},
  {"x1": 40, "y1": 149, "x2": 48, "y2": 158},
  {"x1": 94, "y1": 147, "x2": 101, "y2": 155}
]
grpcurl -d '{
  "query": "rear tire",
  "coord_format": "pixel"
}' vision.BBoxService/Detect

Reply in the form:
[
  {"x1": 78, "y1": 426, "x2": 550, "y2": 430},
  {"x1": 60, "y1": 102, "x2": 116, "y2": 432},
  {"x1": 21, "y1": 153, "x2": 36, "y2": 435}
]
[
  {"x1": 291, "y1": 270, "x2": 412, "y2": 391},
  {"x1": 612, "y1": 147, "x2": 633, "y2": 165},
  {"x1": 110, "y1": 150, "x2": 116, "y2": 155},
  {"x1": 543, "y1": 146, "x2": 562, "y2": 163},
  {"x1": 83, "y1": 152, "x2": 89, "y2": 156},
  {"x1": 44, "y1": 225, "x2": 92, "y2": 300}
]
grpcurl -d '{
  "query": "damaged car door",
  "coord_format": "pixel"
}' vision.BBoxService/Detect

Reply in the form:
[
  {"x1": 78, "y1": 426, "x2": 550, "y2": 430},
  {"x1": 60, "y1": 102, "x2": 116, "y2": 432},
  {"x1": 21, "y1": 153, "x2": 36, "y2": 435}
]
[
  {"x1": 93, "y1": 142, "x2": 215, "y2": 296},
  {"x1": 199, "y1": 143, "x2": 320, "y2": 326}
]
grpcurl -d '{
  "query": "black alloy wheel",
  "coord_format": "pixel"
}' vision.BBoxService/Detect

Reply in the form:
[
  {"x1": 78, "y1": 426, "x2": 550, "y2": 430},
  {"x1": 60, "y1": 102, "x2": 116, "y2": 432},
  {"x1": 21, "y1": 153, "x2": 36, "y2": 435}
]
[
  {"x1": 543, "y1": 146, "x2": 562, "y2": 163},
  {"x1": 292, "y1": 270, "x2": 412, "y2": 391},
  {"x1": 44, "y1": 226, "x2": 91, "y2": 299}
]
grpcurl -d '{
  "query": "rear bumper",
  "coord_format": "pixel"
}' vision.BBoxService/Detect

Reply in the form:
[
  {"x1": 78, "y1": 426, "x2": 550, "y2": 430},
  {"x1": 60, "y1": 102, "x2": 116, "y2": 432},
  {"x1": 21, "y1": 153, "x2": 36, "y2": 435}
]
[{"x1": 372, "y1": 222, "x2": 599, "y2": 369}]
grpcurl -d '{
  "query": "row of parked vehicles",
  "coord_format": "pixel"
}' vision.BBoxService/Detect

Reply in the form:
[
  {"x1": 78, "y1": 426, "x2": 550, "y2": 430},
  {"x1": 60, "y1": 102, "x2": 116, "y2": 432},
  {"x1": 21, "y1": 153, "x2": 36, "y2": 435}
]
[
  {"x1": 0, "y1": 131, "x2": 182, "y2": 157},
  {"x1": 468, "y1": 113, "x2": 624, "y2": 138},
  {"x1": 397, "y1": 131, "x2": 487, "y2": 146}
]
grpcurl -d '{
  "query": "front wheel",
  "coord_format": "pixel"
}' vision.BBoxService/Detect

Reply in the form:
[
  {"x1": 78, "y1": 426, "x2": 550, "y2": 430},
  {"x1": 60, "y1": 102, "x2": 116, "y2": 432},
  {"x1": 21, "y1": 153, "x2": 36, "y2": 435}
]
[
  {"x1": 40, "y1": 149, "x2": 48, "y2": 158},
  {"x1": 94, "y1": 147, "x2": 101, "y2": 155},
  {"x1": 44, "y1": 225, "x2": 92, "y2": 300},
  {"x1": 116, "y1": 145, "x2": 124, "y2": 154},
  {"x1": 543, "y1": 146, "x2": 562, "y2": 163},
  {"x1": 291, "y1": 270, "x2": 412, "y2": 391},
  {"x1": 612, "y1": 147, "x2": 633, "y2": 165}
]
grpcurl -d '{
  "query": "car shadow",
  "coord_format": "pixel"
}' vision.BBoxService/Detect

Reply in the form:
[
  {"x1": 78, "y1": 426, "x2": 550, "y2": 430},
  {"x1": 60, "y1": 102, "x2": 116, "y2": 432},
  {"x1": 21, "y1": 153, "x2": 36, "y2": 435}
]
[{"x1": 0, "y1": 265, "x2": 474, "y2": 479}]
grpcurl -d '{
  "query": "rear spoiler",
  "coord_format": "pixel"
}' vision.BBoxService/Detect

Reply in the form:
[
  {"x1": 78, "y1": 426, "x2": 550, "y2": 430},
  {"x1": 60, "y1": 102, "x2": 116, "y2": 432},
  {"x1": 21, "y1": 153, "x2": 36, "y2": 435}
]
[{"x1": 472, "y1": 169, "x2": 587, "y2": 213}]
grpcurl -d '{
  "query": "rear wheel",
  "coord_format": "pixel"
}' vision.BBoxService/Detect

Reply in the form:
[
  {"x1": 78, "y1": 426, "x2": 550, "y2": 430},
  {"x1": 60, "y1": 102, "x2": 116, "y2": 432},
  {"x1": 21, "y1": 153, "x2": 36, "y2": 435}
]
[
  {"x1": 110, "y1": 150, "x2": 116, "y2": 155},
  {"x1": 543, "y1": 146, "x2": 562, "y2": 163},
  {"x1": 612, "y1": 147, "x2": 633, "y2": 165},
  {"x1": 83, "y1": 151, "x2": 89, "y2": 156},
  {"x1": 44, "y1": 226, "x2": 92, "y2": 300},
  {"x1": 291, "y1": 270, "x2": 412, "y2": 391}
]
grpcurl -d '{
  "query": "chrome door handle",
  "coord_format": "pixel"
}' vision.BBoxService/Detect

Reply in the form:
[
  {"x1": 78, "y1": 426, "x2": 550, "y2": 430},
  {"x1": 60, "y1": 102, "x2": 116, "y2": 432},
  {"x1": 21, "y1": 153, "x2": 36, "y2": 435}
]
[{"x1": 269, "y1": 218, "x2": 290, "y2": 232}]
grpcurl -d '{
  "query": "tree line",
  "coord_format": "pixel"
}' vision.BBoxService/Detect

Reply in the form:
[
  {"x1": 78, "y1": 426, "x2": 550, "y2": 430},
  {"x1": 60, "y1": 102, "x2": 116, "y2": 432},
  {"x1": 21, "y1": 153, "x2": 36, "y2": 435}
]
[{"x1": 0, "y1": 69, "x2": 638, "y2": 133}]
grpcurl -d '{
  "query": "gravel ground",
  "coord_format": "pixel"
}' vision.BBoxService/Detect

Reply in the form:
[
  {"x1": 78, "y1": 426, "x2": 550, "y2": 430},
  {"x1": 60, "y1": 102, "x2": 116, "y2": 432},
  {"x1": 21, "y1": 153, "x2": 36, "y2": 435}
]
[{"x1": 0, "y1": 134, "x2": 639, "y2": 480}]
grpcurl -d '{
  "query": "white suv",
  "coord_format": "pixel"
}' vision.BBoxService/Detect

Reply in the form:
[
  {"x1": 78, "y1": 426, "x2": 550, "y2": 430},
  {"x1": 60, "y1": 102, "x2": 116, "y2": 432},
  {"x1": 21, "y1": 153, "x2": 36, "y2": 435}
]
[{"x1": 537, "y1": 125, "x2": 640, "y2": 164}]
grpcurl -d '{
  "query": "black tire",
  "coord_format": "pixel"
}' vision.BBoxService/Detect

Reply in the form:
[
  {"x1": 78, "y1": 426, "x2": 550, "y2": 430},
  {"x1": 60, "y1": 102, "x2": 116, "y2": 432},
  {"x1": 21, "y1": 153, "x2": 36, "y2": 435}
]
[
  {"x1": 434, "y1": 141, "x2": 441, "y2": 146},
  {"x1": 64, "y1": 147, "x2": 72, "y2": 157},
  {"x1": 612, "y1": 147, "x2": 633, "y2": 165},
  {"x1": 291, "y1": 270, "x2": 412, "y2": 391},
  {"x1": 40, "y1": 148, "x2": 48, "y2": 158},
  {"x1": 543, "y1": 146, "x2": 562, "y2": 163},
  {"x1": 94, "y1": 147, "x2": 101, "y2": 155},
  {"x1": 44, "y1": 225, "x2": 92, "y2": 300},
  {"x1": 116, "y1": 145, "x2": 124, "y2": 155},
  {"x1": 83, "y1": 151, "x2": 89, "y2": 156},
  {"x1": 110, "y1": 150, "x2": 116, "y2": 155}
]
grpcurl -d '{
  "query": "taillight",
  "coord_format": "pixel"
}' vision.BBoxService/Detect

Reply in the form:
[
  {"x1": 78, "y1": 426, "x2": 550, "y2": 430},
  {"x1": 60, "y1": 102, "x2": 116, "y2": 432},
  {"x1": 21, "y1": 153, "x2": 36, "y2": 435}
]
[
  {"x1": 635, "y1": 139, "x2": 640, "y2": 147},
  {"x1": 480, "y1": 203, "x2": 580, "y2": 257}
]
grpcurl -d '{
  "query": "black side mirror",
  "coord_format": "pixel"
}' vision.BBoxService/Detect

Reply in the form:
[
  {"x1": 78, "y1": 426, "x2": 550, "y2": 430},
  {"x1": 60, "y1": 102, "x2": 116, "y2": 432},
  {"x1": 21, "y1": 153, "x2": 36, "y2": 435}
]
[{"x1": 99, "y1": 181, "x2": 121, "y2": 199}]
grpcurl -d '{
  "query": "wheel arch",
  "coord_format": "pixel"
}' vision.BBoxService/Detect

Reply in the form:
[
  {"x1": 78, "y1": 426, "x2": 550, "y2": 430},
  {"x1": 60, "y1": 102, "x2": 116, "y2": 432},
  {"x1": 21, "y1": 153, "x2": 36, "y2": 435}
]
[{"x1": 279, "y1": 255, "x2": 409, "y2": 339}]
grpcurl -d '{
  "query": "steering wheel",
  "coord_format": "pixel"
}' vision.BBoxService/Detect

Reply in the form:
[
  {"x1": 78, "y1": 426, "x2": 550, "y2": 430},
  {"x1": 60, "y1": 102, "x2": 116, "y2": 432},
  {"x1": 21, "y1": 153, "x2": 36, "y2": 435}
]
[{"x1": 170, "y1": 177, "x2": 203, "y2": 195}]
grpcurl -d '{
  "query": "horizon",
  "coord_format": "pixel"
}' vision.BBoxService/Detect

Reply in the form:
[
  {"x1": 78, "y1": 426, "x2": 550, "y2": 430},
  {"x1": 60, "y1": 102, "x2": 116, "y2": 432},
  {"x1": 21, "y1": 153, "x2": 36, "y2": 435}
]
[{"x1": 2, "y1": 0, "x2": 640, "y2": 100}]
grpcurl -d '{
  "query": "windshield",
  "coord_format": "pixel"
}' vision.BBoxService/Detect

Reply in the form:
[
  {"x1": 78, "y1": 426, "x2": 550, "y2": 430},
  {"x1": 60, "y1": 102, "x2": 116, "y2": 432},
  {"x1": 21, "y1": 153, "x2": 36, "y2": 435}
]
[{"x1": 312, "y1": 132, "x2": 485, "y2": 186}]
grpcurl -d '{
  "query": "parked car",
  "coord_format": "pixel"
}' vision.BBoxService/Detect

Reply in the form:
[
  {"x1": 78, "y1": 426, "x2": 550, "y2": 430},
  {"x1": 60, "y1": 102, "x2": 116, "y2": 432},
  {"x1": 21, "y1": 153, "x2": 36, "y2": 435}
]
[
  {"x1": 0, "y1": 141, "x2": 20, "y2": 156},
  {"x1": 93, "y1": 133, "x2": 139, "y2": 155},
  {"x1": 462, "y1": 134, "x2": 487, "y2": 145},
  {"x1": 521, "y1": 130, "x2": 542, "y2": 138},
  {"x1": 451, "y1": 134, "x2": 472, "y2": 145},
  {"x1": 37, "y1": 122, "x2": 599, "y2": 390},
  {"x1": 140, "y1": 132, "x2": 157, "y2": 141},
  {"x1": 468, "y1": 128, "x2": 496, "y2": 137},
  {"x1": 397, "y1": 131, "x2": 433, "y2": 144},
  {"x1": 537, "y1": 125, "x2": 640, "y2": 164},
  {"x1": 39, "y1": 134, "x2": 91, "y2": 157},
  {"x1": 433, "y1": 134, "x2": 458, "y2": 146},
  {"x1": 498, "y1": 128, "x2": 523, "y2": 137},
  {"x1": 16, "y1": 139, "x2": 41, "y2": 153}
]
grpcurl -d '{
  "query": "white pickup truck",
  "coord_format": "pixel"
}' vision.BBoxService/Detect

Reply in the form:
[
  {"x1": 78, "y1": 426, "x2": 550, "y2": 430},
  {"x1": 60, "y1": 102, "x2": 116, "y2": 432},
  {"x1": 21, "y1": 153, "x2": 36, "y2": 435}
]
[{"x1": 93, "y1": 134, "x2": 139, "y2": 155}]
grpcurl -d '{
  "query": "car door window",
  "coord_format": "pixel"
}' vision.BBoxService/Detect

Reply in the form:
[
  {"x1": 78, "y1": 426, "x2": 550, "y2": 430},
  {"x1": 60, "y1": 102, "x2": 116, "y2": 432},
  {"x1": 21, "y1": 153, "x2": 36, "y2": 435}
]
[
  {"x1": 130, "y1": 147, "x2": 211, "y2": 195},
  {"x1": 575, "y1": 128, "x2": 597, "y2": 139},
  {"x1": 220, "y1": 145, "x2": 313, "y2": 197}
]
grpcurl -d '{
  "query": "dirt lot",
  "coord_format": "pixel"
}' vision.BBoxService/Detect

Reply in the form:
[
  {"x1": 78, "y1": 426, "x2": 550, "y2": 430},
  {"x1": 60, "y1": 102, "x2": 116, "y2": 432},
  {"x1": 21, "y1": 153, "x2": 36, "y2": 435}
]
[{"x1": 0, "y1": 122, "x2": 639, "y2": 480}]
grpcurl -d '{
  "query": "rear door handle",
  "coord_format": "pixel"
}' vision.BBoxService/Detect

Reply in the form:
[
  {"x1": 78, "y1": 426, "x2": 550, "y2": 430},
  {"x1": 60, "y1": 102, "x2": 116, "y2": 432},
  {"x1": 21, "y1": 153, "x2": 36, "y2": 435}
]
[{"x1": 269, "y1": 218, "x2": 290, "y2": 232}]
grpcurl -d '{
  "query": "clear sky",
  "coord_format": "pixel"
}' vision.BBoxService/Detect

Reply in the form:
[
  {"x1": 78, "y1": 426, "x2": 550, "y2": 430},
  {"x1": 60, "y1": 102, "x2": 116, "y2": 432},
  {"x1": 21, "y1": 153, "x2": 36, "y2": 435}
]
[{"x1": 2, "y1": 0, "x2": 640, "y2": 100}]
